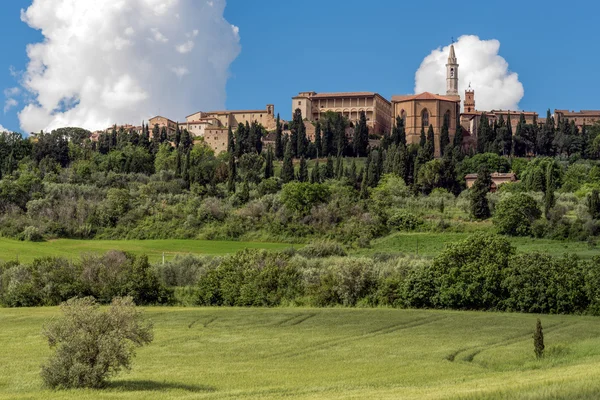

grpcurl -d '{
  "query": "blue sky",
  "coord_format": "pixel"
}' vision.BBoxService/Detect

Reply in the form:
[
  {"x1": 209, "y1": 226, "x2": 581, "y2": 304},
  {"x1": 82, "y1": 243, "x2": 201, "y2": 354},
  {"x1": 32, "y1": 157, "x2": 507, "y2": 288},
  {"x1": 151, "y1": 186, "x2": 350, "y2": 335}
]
[{"x1": 1, "y1": 0, "x2": 598, "y2": 133}]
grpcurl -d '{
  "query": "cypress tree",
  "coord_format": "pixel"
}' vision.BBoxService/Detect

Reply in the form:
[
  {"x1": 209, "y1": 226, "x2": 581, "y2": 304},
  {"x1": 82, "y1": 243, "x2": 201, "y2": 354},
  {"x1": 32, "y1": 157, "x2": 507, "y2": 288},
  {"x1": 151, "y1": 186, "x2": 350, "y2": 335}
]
[
  {"x1": 322, "y1": 120, "x2": 333, "y2": 157},
  {"x1": 181, "y1": 129, "x2": 193, "y2": 152},
  {"x1": 440, "y1": 114, "x2": 450, "y2": 156},
  {"x1": 175, "y1": 123, "x2": 181, "y2": 147},
  {"x1": 544, "y1": 162, "x2": 556, "y2": 219},
  {"x1": 534, "y1": 319, "x2": 545, "y2": 359},
  {"x1": 175, "y1": 150, "x2": 182, "y2": 177},
  {"x1": 348, "y1": 159, "x2": 357, "y2": 186},
  {"x1": 453, "y1": 125, "x2": 463, "y2": 150},
  {"x1": 227, "y1": 126, "x2": 234, "y2": 154},
  {"x1": 587, "y1": 189, "x2": 600, "y2": 219},
  {"x1": 360, "y1": 170, "x2": 369, "y2": 199},
  {"x1": 280, "y1": 140, "x2": 295, "y2": 183},
  {"x1": 353, "y1": 111, "x2": 370, "y2": 157},
  {"x1": 183, "y1": 150, "x2": 191, "y2": 189},
  {"x1": 291, "y1": 108, "x2": 303, "y2": 157},
  {"x1": 335, "y1": 156, "x2": 343, "y2": 179},
  {"x1": 264, "y1": 147, "x2": 274, "y2": 179},
  {"x1": 325, "y1": 156, "x2": 334, "y2": 179},
  {"x1": 425, "y1": 125, "x2": 435, "y2": 160},
  {"x1": 239, "y1": 181, "x2": 250, "y2": 204},
  {"x1": 537, "y1": 110, "x2": 555, "y2": 156},
  {"x1": 227, "y1": 154, "x2": 236, "y2": 193},
  {"x1": 391, "y1": 116, "x2": 406, "y2": 147},
  {"x1": 470, "y1": 165, "x2": 492, "y2": 220},
  {"x1": 298, "y1": 157, "x2": 308, "y2": 182},
  {"x1": 160, "y1": 126, "x2": 168, "y2": 143},
  {"x1": 275, "y1": 114, "x2": 283, "y2": 160},
  {"x1": 314, "y1": 122, "x2": 322, "y2": 158},
  {"x1": 419, "y1": 126, "x2": 426, "y2": 148},
  {"x1": 310, "y1": 160, "x2": 321, "y2": 183}
]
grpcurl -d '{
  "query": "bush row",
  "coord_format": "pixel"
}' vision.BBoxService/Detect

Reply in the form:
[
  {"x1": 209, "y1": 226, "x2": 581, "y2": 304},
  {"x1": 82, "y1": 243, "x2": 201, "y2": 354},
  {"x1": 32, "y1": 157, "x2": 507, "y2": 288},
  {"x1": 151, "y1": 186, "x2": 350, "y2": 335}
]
[{"x1": 3, "y1": 234, "x2": 600, "y2": 314}]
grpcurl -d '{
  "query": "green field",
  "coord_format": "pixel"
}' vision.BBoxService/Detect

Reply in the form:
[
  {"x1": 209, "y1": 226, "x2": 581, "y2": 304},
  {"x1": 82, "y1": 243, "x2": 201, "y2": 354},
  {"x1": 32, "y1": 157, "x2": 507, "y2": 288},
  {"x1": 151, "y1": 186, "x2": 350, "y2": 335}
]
[
  {"x1": 0, "y1": 238, "x2": 297, "y2": 264},
  {"x1": 358, "y1": 232, "x2": 600, "y2": 259},
  {"x1": 1, "y1": 232, "x2": 600, "y2": 264},
  {"x1": 1, "y1": 308, "x2": 600, "y2": 399}
]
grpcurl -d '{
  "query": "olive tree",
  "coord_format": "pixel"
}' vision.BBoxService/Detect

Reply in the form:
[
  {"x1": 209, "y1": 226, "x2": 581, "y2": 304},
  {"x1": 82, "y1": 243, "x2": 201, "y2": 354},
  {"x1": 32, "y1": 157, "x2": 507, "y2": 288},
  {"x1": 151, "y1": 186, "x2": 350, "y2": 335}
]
[{"x1": 41, "y1": 296, "x2": 153, "y2": 389}]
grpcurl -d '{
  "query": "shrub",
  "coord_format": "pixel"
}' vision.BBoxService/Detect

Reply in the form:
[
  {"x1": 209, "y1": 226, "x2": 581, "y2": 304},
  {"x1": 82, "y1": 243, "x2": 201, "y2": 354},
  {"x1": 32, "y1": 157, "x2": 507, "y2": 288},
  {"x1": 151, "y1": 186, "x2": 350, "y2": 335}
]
[
  {"x1": 493, "y1": 193, "x2": 541, "y2": 236},
  {"x1": 18, "y1": 226, "x2": 43, "y2": 242},
  {"x1": 297, "y1": 240, "x2": 347, "y2": 258},
  {"x1": 281, "y1": 182, "x2": 330, "y2": 217},
  {"x1": 429, "y1": 232, "x2": 515, "y2": 309},
  {"x1": 387, "y1": 210, "x2": 423, "y2": 231},
  {"x1": 41, "y1": 297, "x2": 153, "y2": 389}
]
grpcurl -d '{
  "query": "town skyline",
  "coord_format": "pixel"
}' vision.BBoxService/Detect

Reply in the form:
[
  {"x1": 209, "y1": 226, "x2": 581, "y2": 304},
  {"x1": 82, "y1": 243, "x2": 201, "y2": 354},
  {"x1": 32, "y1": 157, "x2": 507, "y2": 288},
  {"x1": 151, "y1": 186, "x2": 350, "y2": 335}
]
[{"x1": 1, "y1": 1, "x2": 599, "y2": 134}]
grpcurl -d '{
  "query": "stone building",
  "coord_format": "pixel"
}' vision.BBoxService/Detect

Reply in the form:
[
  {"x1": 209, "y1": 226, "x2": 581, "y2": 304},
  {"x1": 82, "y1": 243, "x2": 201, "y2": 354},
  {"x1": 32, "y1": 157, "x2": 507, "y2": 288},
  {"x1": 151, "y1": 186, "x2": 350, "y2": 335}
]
[
  {"x1": 390, "y1": 45, "x2": 461, "y2": 157},
  {"x1": 291, "y1": 91, "x2": 392, "y2": 135},
  {"x1": 186, "y1": 104, "x2": 277, "y2": 131},
  {"x1": 201, "y1": 127, "x2": 229, "y2": 154},
  {"x1": 460, "y1": 85, "x2": 538, "y2": 136},
  {"x1": 465, "y1": 172, "x2": 517, "y2": 192},
  {"x1": 554, "y1": 110, "x2": 600, "y2": 129},
  {"x1": 149, "y1": 116, "x2": 177, "y2": 137}
]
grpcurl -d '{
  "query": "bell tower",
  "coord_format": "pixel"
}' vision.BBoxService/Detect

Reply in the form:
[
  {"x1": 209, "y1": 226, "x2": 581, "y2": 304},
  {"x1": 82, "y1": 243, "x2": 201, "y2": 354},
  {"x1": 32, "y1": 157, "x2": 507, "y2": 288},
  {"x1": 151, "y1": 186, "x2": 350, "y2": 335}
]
[
  {"x1": 446, "y1": 44, "x2": 459, "y2": 97},
  {"x1": 464, "y1": 84, "x2": 475, "y2": 113}
]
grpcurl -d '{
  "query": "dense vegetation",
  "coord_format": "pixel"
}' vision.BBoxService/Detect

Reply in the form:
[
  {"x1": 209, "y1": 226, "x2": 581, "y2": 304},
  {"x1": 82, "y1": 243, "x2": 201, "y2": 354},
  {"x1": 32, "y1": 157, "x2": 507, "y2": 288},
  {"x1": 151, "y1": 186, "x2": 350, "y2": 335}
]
[
  {"x1": 2, "y1": 112, "x2": 600, "y2": 247},
  {"x1": 2, "y1": 234, "x2": 600, "y2": 315}
]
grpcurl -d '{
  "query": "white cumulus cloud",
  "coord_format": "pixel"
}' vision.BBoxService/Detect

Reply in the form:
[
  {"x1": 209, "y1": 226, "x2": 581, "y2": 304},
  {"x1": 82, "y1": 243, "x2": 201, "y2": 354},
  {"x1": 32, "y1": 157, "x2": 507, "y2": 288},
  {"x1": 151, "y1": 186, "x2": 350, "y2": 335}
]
[
  {"x1": 415, "y1": 35, "x2": 524, "y2": 111},
  {"x1": 0, "y1": 124, "x2": 8, "y2": 132},
  {"x1": 16, "y1": 0, "x2": 241, "y2": 133}
]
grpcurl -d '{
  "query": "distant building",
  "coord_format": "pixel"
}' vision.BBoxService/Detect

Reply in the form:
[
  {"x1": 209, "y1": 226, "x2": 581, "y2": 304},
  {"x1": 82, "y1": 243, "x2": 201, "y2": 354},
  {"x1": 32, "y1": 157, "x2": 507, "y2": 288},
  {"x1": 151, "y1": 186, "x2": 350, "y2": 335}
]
[
  {"x1": 149, "y1": 116, "x2": 177, "y2": 138},
  {"x1": 202, "y1": 127, "x2": 229, "y2": 154},
  {"x1": 460, "y1": 86, "x2": 538, "y2": 136},
  {"x1": 554, "y1": 109, "x2": 600, "y2": 129},
  {"x1": 291, "y1": 91, "x2": 392, "y2": 135},
  {"x1": 186, "y1": 104, "x2": 277, "y2": 131},
  {"x1": 390, "y1": 45, "x2": 462, "y2": 157},
  {"x1": 465, "y1": 172, "x2": 517, "y2": 192}
]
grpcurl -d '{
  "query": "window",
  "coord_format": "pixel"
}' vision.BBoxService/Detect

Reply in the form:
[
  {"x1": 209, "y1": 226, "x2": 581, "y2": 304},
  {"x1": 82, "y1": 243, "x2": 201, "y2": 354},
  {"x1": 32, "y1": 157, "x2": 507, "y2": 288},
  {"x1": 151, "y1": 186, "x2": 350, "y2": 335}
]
[
  {"x1": 421, "y1": 109, "x2": 429, "y2": 128},
  {"x1": 298, "y1": 101, "x2": 301, "y2": 106},
  {"x1": 450, "y1": 68, "x2": 455, "y2": 78}
]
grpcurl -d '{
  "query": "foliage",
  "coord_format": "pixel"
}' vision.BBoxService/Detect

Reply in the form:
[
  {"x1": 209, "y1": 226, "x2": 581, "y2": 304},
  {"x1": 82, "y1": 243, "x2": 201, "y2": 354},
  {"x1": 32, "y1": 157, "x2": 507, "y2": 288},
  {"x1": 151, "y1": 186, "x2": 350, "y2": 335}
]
[
  {"x1": 280, "y1": 182, "x2": 330, "y2": 216},
  {"x1": 470, "y1": 166, "x2": 491, "y2": 220},
  {"x1": 41, "y1": 296, "x2": 153, "y2": 389},
  {"x1": 493, "y1": 193, "x2": 541, "y2": 236}
]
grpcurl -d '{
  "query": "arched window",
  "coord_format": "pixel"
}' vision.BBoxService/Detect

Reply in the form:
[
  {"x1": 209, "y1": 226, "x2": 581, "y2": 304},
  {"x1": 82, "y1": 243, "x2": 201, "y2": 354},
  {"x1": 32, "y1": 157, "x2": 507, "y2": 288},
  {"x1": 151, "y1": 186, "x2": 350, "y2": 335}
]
[
  {"x1": 444, "y1": 110, "x2": 451, "y2": 127},
  {"x1": 421, "y1": 109, "x2": 429, "y2": 128},
  {"x1": 450, "y1": 68, "x2": 455, "y2": 78}
]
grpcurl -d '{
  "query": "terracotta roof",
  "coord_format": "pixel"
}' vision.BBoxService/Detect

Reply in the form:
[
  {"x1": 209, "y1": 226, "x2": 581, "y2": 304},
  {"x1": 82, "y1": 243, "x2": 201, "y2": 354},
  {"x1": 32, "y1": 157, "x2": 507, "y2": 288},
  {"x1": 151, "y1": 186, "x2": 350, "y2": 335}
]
[
  {"x1": 555, "y1": 109, "x2": 600, "y2": 116},
  {"x1": 392, "y1": 92, "x2": 460, "y2": 103}
]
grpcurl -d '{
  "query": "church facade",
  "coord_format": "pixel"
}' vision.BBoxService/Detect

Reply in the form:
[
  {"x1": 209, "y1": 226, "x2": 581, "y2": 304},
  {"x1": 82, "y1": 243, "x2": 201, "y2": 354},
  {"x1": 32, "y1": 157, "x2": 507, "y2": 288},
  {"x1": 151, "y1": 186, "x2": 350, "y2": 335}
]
[{"x1": 391, "y1": 44, "x2": 461, "y2": 157}]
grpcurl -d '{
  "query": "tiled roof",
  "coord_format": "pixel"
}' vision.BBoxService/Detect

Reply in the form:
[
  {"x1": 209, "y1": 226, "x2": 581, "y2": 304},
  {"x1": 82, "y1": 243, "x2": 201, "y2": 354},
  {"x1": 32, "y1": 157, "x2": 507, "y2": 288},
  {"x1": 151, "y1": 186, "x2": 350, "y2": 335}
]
[{"x1": 392, "y1": 92, "x2": 460, "y2": 102}]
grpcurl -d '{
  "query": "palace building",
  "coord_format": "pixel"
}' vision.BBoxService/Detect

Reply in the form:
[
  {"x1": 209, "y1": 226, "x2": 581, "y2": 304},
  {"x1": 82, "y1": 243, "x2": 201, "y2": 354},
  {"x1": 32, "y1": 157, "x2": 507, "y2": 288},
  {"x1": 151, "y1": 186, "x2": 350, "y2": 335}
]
[
  {"x1": 554, "y1": 109, "x2": 600, "y2": 129},
  {"x1": 291, "y1": 91, "x2": 392, "y2": 134}
]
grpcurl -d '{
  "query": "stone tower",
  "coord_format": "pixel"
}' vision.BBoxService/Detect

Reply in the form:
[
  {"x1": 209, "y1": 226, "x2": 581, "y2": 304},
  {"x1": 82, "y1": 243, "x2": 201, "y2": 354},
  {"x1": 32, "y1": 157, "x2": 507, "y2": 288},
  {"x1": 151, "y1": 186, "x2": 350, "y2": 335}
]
[
  {"x1": 446, "y1": 44, "x2": 459, "y2": 97},
  {"x1": 464, "y1": 85, "x2": 475, "y2": 113}
]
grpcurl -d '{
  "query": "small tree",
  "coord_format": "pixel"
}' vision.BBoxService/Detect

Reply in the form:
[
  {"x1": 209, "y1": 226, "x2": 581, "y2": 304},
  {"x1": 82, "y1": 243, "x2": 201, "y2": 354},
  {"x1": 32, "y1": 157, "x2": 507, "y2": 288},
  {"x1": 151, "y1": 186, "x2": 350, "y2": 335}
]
[
  {"x1": 588, "y1": 189, "x2": 600, "y2": 219},
  {"x1": 543, "y1": 162, "x2": 556, "y2": 219},
  {"x1": 280, "y1": 140, "x2": 295, "y2": 183},
  {"x1": 533, "y1": 318, "x2": 545, "y2": 359},
  {"x1": 41, "y1": 297, "x2": 153, "y2": 389},
  {"x1": 470, "y1": 165, "x2": 492, "y2": 220}
]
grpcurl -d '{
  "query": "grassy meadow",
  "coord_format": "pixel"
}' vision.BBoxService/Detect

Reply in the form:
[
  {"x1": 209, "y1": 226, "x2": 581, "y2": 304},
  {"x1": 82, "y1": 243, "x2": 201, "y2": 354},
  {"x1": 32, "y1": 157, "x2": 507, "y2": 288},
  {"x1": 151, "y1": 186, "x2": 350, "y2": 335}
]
[
  {"x1": 0, "y1": 238, "x2": 297, "y2": 264},
  {"x1": 1, "y1": 307, "x2": 600, "y2": 399},
  {"x1": 1, "y1": 232, "x2": 600, "y2": 265}
]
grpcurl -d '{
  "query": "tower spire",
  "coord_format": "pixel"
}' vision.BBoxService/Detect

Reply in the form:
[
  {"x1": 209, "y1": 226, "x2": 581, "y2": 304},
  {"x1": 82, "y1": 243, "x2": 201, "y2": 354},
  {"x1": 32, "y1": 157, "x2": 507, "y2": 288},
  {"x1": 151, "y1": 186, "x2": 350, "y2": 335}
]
[{"x1": 446, "y1": 44, "x2": 459, "y2": 97}]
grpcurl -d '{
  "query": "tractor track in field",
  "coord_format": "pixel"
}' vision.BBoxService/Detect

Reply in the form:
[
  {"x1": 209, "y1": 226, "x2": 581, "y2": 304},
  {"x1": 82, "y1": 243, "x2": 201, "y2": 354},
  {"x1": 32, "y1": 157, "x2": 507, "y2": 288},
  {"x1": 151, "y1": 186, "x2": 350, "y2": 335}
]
[
  {"x1": 274, "y1": 313, "x2": 317, "y2": 327},
  {"x1": 445, "y1": 321, "x2": 574, "y2": 363},
  {"x1": 264, "y1": 314, "x2": 446, "y2": 360}
]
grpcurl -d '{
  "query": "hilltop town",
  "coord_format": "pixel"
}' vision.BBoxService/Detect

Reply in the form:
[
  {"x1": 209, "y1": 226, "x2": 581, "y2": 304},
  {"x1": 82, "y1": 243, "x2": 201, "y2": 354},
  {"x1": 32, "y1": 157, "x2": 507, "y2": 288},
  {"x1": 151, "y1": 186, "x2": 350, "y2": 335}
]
[{"x1": 87, "y1": 45, "x2": 600, "y2": 157}]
